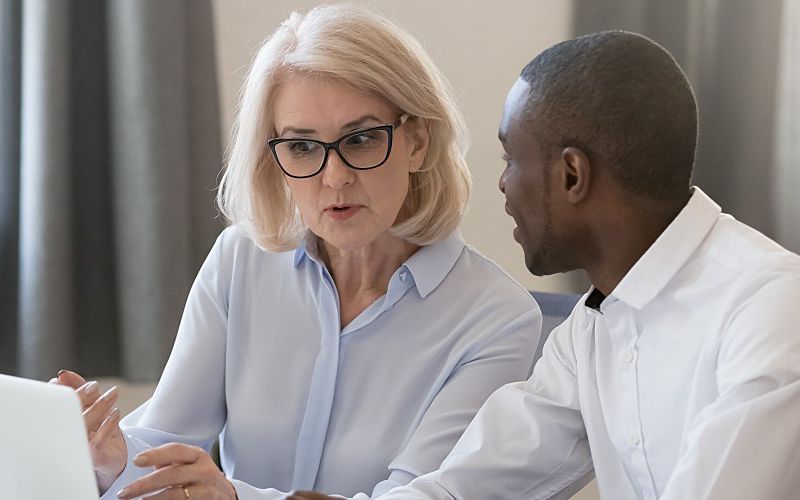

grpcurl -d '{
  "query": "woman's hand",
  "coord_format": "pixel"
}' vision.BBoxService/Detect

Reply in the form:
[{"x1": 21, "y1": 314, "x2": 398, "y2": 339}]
[
  {"x1": 286, "y1": 492, "x2": 340, "y2": 500},
  {"x1": 116, "y1": 443, "x2": 237, "y2": 500},
  {"x1": 50, "y1": 370, "x2": 127, "y2": 492}
]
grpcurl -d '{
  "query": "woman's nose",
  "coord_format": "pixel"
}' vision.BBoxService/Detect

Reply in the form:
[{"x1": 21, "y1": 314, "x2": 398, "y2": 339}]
[{"x1": 321, "y1": 151, "x2": 356, "y2": 189}]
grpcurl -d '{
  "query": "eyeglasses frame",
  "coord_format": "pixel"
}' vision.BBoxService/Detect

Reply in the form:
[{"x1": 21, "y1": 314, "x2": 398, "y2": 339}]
[{"x1": 268, "y1": 114, "x2": 410, "y2": 179}]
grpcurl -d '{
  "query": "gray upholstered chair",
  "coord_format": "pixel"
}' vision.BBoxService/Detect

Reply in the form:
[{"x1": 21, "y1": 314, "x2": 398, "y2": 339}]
[
  {"x1": 530, "y1": 290, "x2": 595, "y2": 499},
  {"x1": 530, "y1": 291, "x2": 582, "y2": 373}
]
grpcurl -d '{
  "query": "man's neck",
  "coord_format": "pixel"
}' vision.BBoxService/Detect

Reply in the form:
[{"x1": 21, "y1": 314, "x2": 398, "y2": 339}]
[{"x1": 584, "y1": 194, "x2": 690, "y2": 296}]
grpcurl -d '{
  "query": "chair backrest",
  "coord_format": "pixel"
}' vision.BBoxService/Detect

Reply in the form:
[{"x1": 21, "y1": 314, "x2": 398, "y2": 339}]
[
  {"x1": 528, "y1": 291, "x2": 596, "y2": 499},
  {"x1": 529, "y1": 291, "x2": 582, "y2": 375}
]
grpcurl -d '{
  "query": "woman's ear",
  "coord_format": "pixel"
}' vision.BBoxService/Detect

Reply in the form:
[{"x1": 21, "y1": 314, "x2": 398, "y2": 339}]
[
  {"x1": 560, "y1": 146, "x2": 591, "y2": 204},
  {"x1": 405, "y1": 117, "x2": 430, "y2": 173}
]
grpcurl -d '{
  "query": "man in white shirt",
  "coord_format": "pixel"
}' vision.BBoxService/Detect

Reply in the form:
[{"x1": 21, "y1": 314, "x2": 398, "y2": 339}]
[{"x1": 290, "y1": 30, "x2": 800, "y2": 500}]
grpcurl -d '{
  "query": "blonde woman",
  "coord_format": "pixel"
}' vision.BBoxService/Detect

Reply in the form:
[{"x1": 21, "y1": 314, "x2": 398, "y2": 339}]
[{"x1": 56, "y1": 5, "x2": 541, "y2": 499}]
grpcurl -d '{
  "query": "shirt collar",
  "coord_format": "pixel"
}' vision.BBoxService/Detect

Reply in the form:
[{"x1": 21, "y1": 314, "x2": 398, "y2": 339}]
[
  {"x1": 293, "y1": 231, "x2": 317, "y2": 267},
  {"x1": 611, "y1": 187, "x2": 721, "y2": 309},
  {"x1": 402, "y1": 230, "x2": 465, "y2": 298},
  {"x1": 293, "y1": 230, "x2": 466, "y2": 298}
]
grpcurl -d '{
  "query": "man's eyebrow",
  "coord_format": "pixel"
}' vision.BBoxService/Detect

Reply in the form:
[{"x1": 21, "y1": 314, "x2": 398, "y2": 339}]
[{"x1": 277, "y1": 115, "x2": 383, "y2": 138}]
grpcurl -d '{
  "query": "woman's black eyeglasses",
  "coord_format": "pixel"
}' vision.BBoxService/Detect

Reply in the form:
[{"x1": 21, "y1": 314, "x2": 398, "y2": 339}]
[{"x1": 268, "y1": 114, "x2": 410, "y2": 179}]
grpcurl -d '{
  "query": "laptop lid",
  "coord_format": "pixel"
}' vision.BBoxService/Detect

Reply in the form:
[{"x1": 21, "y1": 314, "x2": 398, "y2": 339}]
[{"x1": 0, "y1": 373, "x2": 100, "y2": 500}]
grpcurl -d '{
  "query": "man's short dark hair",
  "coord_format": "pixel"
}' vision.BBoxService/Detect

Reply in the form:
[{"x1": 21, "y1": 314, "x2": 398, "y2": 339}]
[{"x1": 520, "y1": 31, "x2": 697, "y2": 200}]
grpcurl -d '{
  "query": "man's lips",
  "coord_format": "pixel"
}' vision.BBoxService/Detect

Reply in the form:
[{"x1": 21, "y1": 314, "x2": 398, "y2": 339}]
[{"x1": 505, "y1": 203, "x2": 520, "y2": 242}]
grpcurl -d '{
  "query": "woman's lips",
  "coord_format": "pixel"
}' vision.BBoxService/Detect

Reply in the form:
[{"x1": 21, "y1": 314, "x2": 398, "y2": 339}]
[{"x1": 325, "y1": 205, "x2": 362, "y2": 221}]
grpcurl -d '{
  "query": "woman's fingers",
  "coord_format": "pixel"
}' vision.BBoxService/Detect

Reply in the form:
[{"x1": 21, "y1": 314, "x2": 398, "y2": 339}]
[
  {"x1": 133, "y1": 443, "x2": 206, "y2": 468},
  {"x1": 57, "y1": 369, "x2": 87, "y2": 389},
  {"x1": 51, "y1": 371, "x2": 103, "y2": 412},
  {"x1": 140, "y1": 485, "x2": 197, "y2": 500},
  {"x1": 287, "y1": 492, "x2": 339, "y2": 500},
  {"x1": 116, "y1": 462, "x2": 204, "y2": 499},
  {"x1": 91, "y1": 407, "x2": 121, "y2": 443},
  {"x1": 82, "y1": 386, "x2": 118, "y2": 432},
  {"x1": 75, "y1": 380, "x2": 102, "y2": 410}
]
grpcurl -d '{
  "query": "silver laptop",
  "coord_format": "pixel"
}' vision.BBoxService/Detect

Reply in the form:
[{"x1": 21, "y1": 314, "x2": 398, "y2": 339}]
[{"x1": 0, "y1": 373, "x2": 100, "y2": 499}]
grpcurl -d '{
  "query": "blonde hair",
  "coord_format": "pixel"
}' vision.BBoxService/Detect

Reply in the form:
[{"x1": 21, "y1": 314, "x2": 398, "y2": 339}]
[{"x1": 217, "y1": 4, "x2": 471, "y2": 251}]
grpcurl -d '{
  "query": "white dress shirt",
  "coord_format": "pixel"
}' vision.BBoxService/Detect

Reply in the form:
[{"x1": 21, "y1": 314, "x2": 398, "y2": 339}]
[
  {"x1": 101, "y1": 226, "x2": 541, "y2": 499},
  {"x1": 378, "y1": 187, "x2": 800, "y2": 500}
]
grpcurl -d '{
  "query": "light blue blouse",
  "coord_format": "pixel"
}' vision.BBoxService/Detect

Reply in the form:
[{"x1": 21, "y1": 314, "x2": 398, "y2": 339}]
[{"x1": 103, "y1": 225, "x2": 541, "y2": 499}]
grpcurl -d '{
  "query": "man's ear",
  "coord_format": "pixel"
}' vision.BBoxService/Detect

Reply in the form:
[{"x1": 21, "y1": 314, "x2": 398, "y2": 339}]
[
  {"x1": 560, "y1": 146, "x2": 591, "y2": 203},
  {"x1": 405, "y1": 117, "x2": 430, "y2": 173}
]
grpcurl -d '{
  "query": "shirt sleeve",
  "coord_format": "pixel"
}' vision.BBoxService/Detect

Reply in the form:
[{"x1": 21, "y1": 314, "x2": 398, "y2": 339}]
[
  {"x1": 377, "y1": 315, "x2": 593, "y2": 500},
  {"x1": 660, "y1": 271, "x2": 800, "y2": 499},
  {"x1": 99, "y1": 229, "x2": 231, "y2": 498}
]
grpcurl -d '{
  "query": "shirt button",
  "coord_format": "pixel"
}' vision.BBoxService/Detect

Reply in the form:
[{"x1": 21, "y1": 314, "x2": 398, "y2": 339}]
[
  {"x1": 628, "y1": 432, "x2": 641, "y2": 446},
  {"x1": 622, "y1": 350, "x2": 636, "y2": 363},
  {"x1": 399, "y1": 270, "x2": 408, "y2": 282}
]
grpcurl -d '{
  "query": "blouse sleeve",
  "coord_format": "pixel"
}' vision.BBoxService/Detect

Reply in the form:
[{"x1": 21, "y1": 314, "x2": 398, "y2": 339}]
[{"x1": 99, "y1": 229, "x2": 231, "y2": 498}]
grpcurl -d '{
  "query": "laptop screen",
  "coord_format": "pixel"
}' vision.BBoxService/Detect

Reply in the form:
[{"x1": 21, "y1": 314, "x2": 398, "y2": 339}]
[{"x1": 0, "y1": 373, "x2": 100, "y2": 499}]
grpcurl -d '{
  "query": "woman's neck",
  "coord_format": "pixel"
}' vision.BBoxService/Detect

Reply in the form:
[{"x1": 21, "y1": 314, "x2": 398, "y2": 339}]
[
  {"x1": 320, "y1": 233, "x2": 419, "y2": 295},
  {"x1": 318, "y1": 233, "x2": 420, "y2": 326}
]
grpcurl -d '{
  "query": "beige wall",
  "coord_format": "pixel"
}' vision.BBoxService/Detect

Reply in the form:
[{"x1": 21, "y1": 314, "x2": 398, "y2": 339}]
[{"x1": 211, "y1": 0, "x2": 588, "y2": 293}]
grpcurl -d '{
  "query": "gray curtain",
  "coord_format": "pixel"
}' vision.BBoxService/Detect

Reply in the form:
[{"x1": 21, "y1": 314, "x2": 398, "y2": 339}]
[
  {"x1": 774, "y1": 0, "x2": 800, "y2": 252},
  {"x1": 573, "y1": 0, "x2": 799, "y2": 253},
  {"x1": 0, "y1": 0, "x2": 223, "y2": 382}
]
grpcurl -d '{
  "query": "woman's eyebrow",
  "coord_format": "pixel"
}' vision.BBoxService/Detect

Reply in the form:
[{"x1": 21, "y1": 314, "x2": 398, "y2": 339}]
[
  {"x1": 277, "y1": 126, "x2": 316, "y2": 137},
  {"x1": 340, "y1": 114, "x2": 383, "y2": 131},
  {"x1": 277, "y1": 114, "x2": 383, "y2": 137}
]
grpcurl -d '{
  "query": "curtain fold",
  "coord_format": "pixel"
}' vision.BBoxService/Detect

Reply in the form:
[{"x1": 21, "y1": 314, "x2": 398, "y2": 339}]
[
  {"x1": 0, "y1": 0, "x2": 223, "y2": 382},
  {"x1": 774, "y1": 0, "x2": 800, "y2": 252},
  {"x1": 18, "y1": 0, "x2": 75, "y2": 379},
  {"x1": 573, "y1": 0, "x2": 797, "y2": 253},
  {"x1": 0, "y1": 0, "x2": 22, "y2": 374}
]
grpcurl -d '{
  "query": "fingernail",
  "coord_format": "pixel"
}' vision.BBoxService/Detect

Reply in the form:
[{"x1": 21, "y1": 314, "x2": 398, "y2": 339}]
[
  {"x1": 57, "y1": 369, "x2": 66, "y2": 376},
  {"x1": 84, "y1": 381, "x2": 99, "y2": 395},
  {"x1": 116, "y1": 487, "x2": 129, "y2": 498},
  {"x1": 100, "y1": 385, "x2": 118, "y2": 400},
  {"x1": 133, "y1": 453, "x2": 146, "y2": 466}
]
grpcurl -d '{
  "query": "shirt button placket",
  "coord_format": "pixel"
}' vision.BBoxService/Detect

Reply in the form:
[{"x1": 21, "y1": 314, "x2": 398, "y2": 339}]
[{"x1": 622, "y1": 350, "x2": 636, "y2": 364}]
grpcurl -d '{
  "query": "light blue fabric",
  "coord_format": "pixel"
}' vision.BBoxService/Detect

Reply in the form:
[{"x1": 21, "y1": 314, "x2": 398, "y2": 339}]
[{"x1": 101, "y1": 225, "x2": 541, "y2": 499}]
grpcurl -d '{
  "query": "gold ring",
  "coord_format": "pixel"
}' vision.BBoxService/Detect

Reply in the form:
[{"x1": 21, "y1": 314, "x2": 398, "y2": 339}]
[{"x1": 182, "y1": 485, "x2": 191, "y2": 499}]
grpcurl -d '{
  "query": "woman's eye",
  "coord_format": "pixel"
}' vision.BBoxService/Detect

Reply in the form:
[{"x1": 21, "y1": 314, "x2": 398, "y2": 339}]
[
  {"x1": 288, "y1": 141, "x2": 317, "y2": 155},
  {"x1": 345, "y1": 132, "x2": 378, "y2": 147}
]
